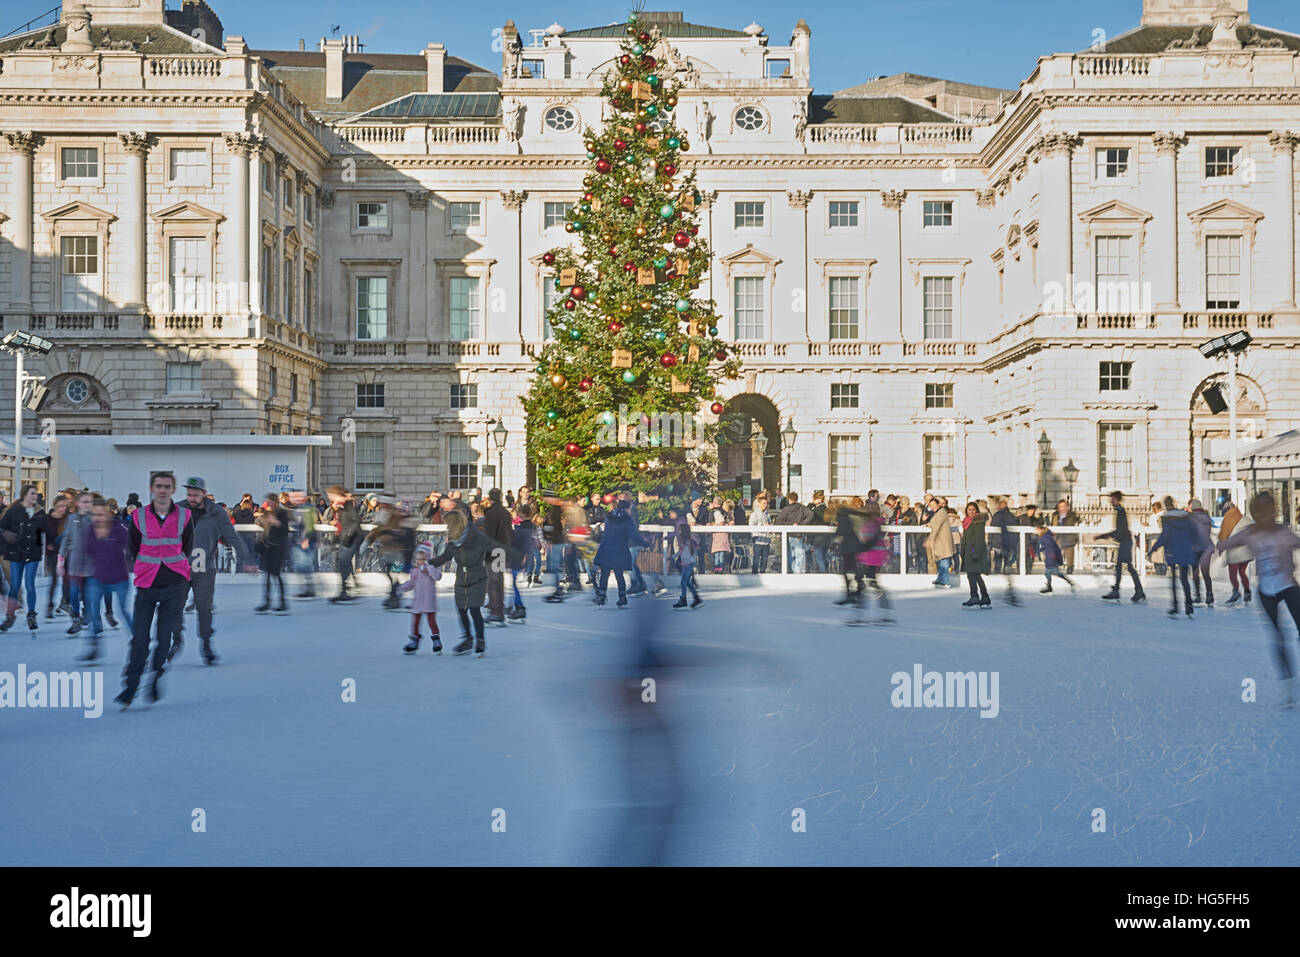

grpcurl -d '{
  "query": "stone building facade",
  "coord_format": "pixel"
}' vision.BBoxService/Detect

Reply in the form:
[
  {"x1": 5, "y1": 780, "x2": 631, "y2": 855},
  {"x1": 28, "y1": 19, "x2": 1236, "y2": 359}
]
[{"x1": 3, "y1": 0, "x2": 1300, "y2": 517}]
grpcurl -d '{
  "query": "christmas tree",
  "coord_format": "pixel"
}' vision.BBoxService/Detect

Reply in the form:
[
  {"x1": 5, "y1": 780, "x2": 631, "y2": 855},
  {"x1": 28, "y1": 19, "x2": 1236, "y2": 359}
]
[{"x1": 522, "y1": 11, "x2": 741, "y2": 498}]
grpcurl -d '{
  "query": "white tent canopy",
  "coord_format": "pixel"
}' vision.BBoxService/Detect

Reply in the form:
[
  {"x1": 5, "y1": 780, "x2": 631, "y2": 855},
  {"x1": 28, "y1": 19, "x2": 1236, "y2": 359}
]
[{"x1": 1205, "y1": 429, "x2": 1300, "y2": 480}]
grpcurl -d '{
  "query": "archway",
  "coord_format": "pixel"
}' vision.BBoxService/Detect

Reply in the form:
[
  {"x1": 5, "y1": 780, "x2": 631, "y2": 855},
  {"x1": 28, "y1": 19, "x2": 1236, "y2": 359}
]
[
  {"x1": 715, "y1": 393, "x2": 781, "y2": 497},
  {"x1": 1189, "y1": 371, "x2": 1266, "y2": 503}
]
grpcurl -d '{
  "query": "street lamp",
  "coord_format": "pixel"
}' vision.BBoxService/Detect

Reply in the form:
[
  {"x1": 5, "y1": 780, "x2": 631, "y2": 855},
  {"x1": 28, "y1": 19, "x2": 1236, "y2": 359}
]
[
  {"x1": 1199, "y1": 330, "x2": 1252, "y2": 495},
  {"x1": 491, "y1": 418, "x2": 508, "y2": 489},
  {"x1": 1063, "y1": 458, "x2": 1079, "y2": 511},
  {"x1": 0, "y1": 330, "x2": 53, "y2": 499},
  {"x1": 1037, "y1": 431, "x2": 1052, "y2": 509},
  {"x1": 780, "y1": 417, "x2": 797, "y2": 493}
]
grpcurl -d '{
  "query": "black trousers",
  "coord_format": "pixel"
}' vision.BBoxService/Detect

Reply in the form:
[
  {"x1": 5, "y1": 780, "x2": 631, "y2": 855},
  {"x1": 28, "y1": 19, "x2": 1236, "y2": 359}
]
[
  {"x1": 457, "y1": 605, "x2": 485, "y2": 640},
  {"x1": 1168, "y1": 564, "x2": 1193, "y2": 611},
  {"x1": 183, "y1": 571, "x2": 218, "y2": 641},
  {"x1": 336, "y1": 543, "x2": 360, "y2": 595},
  {"x1": 123, "y1": 580, "x2": 188, "y2": 700},
  {"x1": 599, "y1": 566, "x2": 627, "y2": 599},
  {"x1": 1113, "y1": 560, "x2": 1142, "y2": 592},
  {"x1": 1260, "y1": 586, "x2": 1300, "y2": 680},
  {"x1": 967, "y1": 572, "x2": 989, "y2": 602}
]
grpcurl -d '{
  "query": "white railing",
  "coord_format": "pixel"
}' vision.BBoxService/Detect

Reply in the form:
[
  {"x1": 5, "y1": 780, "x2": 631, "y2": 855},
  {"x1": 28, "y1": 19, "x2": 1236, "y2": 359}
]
[
  {"x1": 336, "y1": 125, "x2": 406, "y2": 145},
  {"x1": 903, "y1": 124, "x2": 974, "y2": 144},
  {"x1": 808, "y1": 125, "x2": 879, "y2": 144},
  {"x1": 1076, "y1": 54, "x2": 1152, "y2": 77},
  {"x1": 428, "y1": 125, "x2": 501, "y2": 145},
  {"x1": 149, "y1": 56, "x2": 221, "y2": 78}
]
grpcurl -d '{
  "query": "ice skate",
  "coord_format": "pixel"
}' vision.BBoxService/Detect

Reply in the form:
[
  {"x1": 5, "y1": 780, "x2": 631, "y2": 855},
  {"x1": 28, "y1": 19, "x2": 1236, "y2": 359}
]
[
  {"x1": 962, "y1": 598, "x2": 979, "y2": 608},
  {"x1": 76, "y1": 642, "x2": 100, "y2": 664},
  {"x1": 403, "y1": 636, "x2": 420, "y2": 655},
  {"x1": 453, "y1": 634, "x2": 474, "y2": 656},
  {"x1": 1226, "y1": 590, "x2": 1241, "y2": 606},
  {"x1": 274, "y1": 604, "x2": 290, "y2": 615},
  {"x1": 105, "y1": 610, "x2": 118, "y2": 628},
  {"x1": 0, "y1": 614, "x2": 15, "y2": 632},
  {"x1": 145, "y1": 674, "x2": 162, "y2": 705},
  {"x1": 254, "y1": 603, "x2": 270, "y2": 614},
  {"x1": 167, "y1": 635, "x2": 183, "y2": 663},
  {"x1": 201, "y1": 640, "x2": 219, "y2": 666},
  {"x1": 431, "y1": 635, "x2": 443, "y2": 655},
  {"x1": 1245, "y1": 590, "x2": 1253, "y2": 605},
  {"x1": 114, "y1": 691, "x2": 132, "y2": 711},
  {"x1": 616, "y1": 596, "x2": 628, "y2": 609},
  {"x1": 475, "y1": 634, "x2": 485, "y2": 657},
  {"x1": 978, "y1": 598, "x2": 992, "y2": 609},
  {"x1": 1101, "y1": 586, "x2": 1120, "y2": 601},
  {"x1": 1039, "y1": 584, "x2": 1053, "y2": 594},
  {"x1": 1131, "y1": 591, "x2": 1146, "y2": 604},
  {"x1": 672, "y1": 598, "x2": 688, "y2": 608},
  {"x1": 27, "y1": 612, "x2": 37, "y2": 631},
  {"x1": 690, "y1": 595, "x2": 702, "y2": 609},
  {"x1": 65, "y1": 616, "x2": 82, "y2": 636}
]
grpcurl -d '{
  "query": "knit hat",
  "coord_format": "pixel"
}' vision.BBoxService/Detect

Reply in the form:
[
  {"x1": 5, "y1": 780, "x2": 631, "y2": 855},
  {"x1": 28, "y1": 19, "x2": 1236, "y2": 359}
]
[{"x1": 415, "y1": 542, "x2": 434, "y2": 559}]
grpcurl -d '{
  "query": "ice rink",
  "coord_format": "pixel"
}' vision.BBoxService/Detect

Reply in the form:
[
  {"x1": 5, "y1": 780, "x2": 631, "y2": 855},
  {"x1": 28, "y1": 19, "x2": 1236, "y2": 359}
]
[{"x1": 2, "y1": 571, "x2": 1297, "y2": 866}]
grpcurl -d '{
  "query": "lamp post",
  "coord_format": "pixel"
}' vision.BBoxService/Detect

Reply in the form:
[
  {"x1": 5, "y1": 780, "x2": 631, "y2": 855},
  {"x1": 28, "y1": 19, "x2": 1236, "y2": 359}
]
[
  {"x1": 1037, "y1": 431, "x2": 1052, "y2": 510},
  {"x1": 0, "y1": 330, "x2": 53, "y2": 498},
  {"x1": 1063, "y1": 458, "x2": 1079, "y2": 512},
  {"x1": 781, "y1": 417, "x2": 797, "y2": 494},
  {"x1": 1199, "y1": 330, "x2": 1252, "y2": 496},
  {"x1": 492, "y1": 418, "x2": 508, "y2": 490}
]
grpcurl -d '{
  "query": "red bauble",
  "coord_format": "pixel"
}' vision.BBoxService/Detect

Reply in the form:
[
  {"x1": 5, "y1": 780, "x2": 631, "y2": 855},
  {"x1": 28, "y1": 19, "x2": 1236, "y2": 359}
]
[
  {"x1": 583, "y1": 191, "x2": 594, "y2": 201},
  {"x1": 672, "y1": 232, "x2": 691, "y2": 248},
  {"x1": 608, "y1": 244, "x2": 619, "y2": 256},
  {"x1": 638, "y1": 31, "x2": 650, "y2": 43},
  {"x1": 619, "y1": 54, "x2": 631, "y2": 65},
  {"x1": 641, "y1": 55, "x2": 656, "y2": 68},
  {"x1": 623, "y1": 261, "x2": 636, "y2": 272},
  {"x1": 660, "y1": 352, "x2": 678, "y2": 368},
  {"x1": 613, "y1": 139, "x2": 628, "y2": 152},
  {"x1": 595, "y1": 158, "x2": 612, "y2": 173},
  {"x1": 570, "y1": 285, "x2": 587, "y2": 300},
  {"x1": 608, "y1": 321, "x2": 623, "y2": 332},
  {"x1": 541, "y1": 252, "x2": 555, "y2": 265},
  {"x1": 710, "y1": 401, "x2": 724, "y2": 415},
  {"x1": 563, "y1": 299, "x2": 576, "y2": 311},
  {"x1": 662, "y1": 162, "x2": 677, "y2": 176},
  {"x1": 688, "y1": 226, "x2": 699, "y2": 236},
  {"x1": 634, "y1": 122, "x2": 647, "y2": 134},
  {"x1": 565, "y1": 442, "x2": 582, "y2": 457},
  {"x1": 714, "y1": 349, "x2": 727, "y2": 361},
  {"x1": 620, "y1": 195, "x2": 635, "y2": 208},
  {"x1": 578, "y1": 377, "x2": 593, "y2": 391}
]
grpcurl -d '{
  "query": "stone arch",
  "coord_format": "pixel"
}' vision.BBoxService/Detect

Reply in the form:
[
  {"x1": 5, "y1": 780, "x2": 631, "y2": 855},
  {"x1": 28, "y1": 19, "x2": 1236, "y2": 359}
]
[
  {"x1": 1189, "y1": 371, "x2": 1267, "y2": 498},
  {"x1": 714, "y1": 391, "x2": 785, "y2": 494},
  {"x1": 40, "y1": 371, "x2": 113, "y2": 434}
]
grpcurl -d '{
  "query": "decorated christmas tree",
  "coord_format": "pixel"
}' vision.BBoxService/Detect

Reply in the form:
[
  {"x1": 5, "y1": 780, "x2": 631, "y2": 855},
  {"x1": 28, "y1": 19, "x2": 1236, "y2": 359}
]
[{"x1": 522, "y1": 11, "x2": 741, "y2": 497}]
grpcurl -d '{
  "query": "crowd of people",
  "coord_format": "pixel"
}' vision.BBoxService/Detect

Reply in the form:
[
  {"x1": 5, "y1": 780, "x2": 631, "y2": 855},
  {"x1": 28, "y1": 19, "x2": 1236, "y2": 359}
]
[{"x1": 2, "y1": 474, "x2": 1299, "y2": 708}]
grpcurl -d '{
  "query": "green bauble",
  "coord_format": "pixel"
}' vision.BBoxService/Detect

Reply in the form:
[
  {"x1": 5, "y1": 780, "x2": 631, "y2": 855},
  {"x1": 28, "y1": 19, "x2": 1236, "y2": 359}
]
[
  {"x1": 649, "y1": 435, "x2": 662, "y2": 447},
  {"x1": 645, "y1": 104, "x2": 658, "y2": 116},
  {"x1": 708, "y1": 326, "x2": 719, "y2": 336},
  {"x1": 545, "y1": 409, "x2": 559, "y2": 421},
  {"x1": 600, "y1": 410, "x2": 616, "y2": 426},
  {"x1": 632, "y1": 44, "x2": 644, "y2": 54},
  {"x1": 586, "y1": 151, "x2": 596, "y2": 160},
  {"x1": 646, "y1": 75, "x2": 659, "y2": 87},
  {"x1": 553, "y1": 278, "x2": 562, "y2": 289},
  {"x1": 654, "y1": 330, "x2": 667, "y2": 342},
  {"x1": 568, "y1": 328, "x2": 582, "y2": 340},
  {"x1": 535, "y1": 364, "x2": 545, "y2": 374},
  {"x1": 667, "y1": 137, "x2": 680, "y2": 149},
  {"x1": 675, "y1": 298, "x2": 690, "y2": 313},
  {"x1": 653, "y1": 256, "x2": 667, "y2": 269},
  {"x1": 621, "y1": 370, "x2": 637, "y2": 384},
  {"x1": 659, "y1": 203, "x2": 675, "y2": 219}
]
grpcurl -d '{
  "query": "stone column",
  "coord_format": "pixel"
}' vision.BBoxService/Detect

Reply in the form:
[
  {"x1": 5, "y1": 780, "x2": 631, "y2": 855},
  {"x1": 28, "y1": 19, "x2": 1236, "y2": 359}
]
[
  {"x1": 1269, "y1": 130, "x2": 1299, "y2": 309},
  {"x1": 224, "y1": 132, "x2": 256, "y2": 317},
  {"x1": 1033, "y1": 133, "x2": 1077, "y2": 313},
  {"x1": 409, "y1": 189, "x2": 431, "y2": 341},
  {"x1": 4, "y1": 132, "x2": 41, "y2": 314},
  {"x1": 117, "y1": 132, "x2": 151, "y2": 313},
  {"x1": 787, "y1": 190, "x2": 812, "y2": 341},
  {"x1": 882, "y1": 190, "x2": 906, "y2": 338},
  {"x1": 500, "y1": 190, "x2": 526, "y2": 344},
  {"x1": 1152, "y1": 131, "x2": 1185, "y2": 312}
]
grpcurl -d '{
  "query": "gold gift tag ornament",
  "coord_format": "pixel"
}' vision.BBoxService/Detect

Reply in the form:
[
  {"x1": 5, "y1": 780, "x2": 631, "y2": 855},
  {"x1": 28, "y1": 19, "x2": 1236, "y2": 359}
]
[
  {"x1": 637, "y1": 266, "x2": 656, "y2": 285},
  {"x1": 612, "y1": 348, "x2": 633, "y2": 368},
  {"x1": 679, "y1": 194, "x2": 695, "y2": 211},
  {"x1": 671, "y1": 375, "x2": 690, "y2": 393},
  {"x1": 631, "y1": 81, "x2": 653, "y2": 101},
  {"x1": 559, "y1": 267, "x2": 577, "y2": 286},
  {"x1": 674, "y1": 257, "x2": 690, "y2": 275},
  {"x1": 687, "y1": 344, "x2": 700, "y2": 362}
]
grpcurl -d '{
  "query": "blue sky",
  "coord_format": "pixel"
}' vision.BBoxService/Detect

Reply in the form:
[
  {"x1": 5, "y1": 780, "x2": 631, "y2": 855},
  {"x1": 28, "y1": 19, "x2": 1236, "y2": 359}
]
[{"x1": 149, "y1": 0, "x2": 1299, "y2": 92}]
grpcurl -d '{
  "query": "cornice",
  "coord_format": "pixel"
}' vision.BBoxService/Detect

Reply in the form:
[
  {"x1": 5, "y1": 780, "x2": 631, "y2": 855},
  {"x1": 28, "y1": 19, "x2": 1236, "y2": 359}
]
[{"x1": 347, "y1": 155, "x2": 986, "y2": 172}]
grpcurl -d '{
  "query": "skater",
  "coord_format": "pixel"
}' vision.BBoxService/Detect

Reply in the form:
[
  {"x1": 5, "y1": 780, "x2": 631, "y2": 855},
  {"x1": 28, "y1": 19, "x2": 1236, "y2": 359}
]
[
  {"x1": 482, "y1": 488, "x2": 513, "y2": 625},
  {"x1": 1147, "y1": 496, "x2": 1197, "y2": 618},
  {"x1": 365, "y1": 501, "x2": 416, "y2": 610},
  {"x1": 505, "y1": 504, "x2": 534, "y2": 621},
  {"x1": 1188, "y1": 498, "x2": 1215, "y2": 607},
  {"x1": 117, "y1": 471, "x2": 194, "y2": 709},
  {"x1": 430, "y1": 509, "x2": 490, "y2": 656},
  {"x1": 59, "y1": 490, "x2": 94, "y2": 636},
  {"x1": 671, "y1": 523, "x2": 702, "y2": 608},
  {"x1": 1097, "y1": 490, "x2": 1146, "y2": 603},
  {"x1": 990, "y1": 497, "x2": 1020, "y2": 606},
  {"x1": 398, "y1": 543, "x2": 442, "y2": 654},
  {"x1": 1036, "y1": 522, "x2": 1075, "y2": 594},
  {"x1": 959, "y1": 502, "x2": 991, "y2": 608},
  {"x1": 79, "y1": 497, "x2": 135, "y2": 664},
  {"x1": 926, "y1": 495, "x2": 956, "y2": 588},
  {"x1": 42, "y1": 495, "x2": 69, "y2": 621},
  {"x1": 1055, "y1": 499, "x2": 1081, "y2": 574},
  {"x1": 541, "y1": 496, "x2": 570, "y2": 603},
  {"x1": 1218, "y1": 498, "x2": 1254, "y2": 605},
  {"x1": 748, "y1": 494, "x2": 772, "y2": 574},
  {"x1": 593, "y1": 495, "x2": 640, "y2": 608},
  {"x1": 849, "y1": 501, "x2": 893, "y2": 623},
  {"x1": 288, "y1": 489, "x2": 319, "y2": 599},
  {"x1": 326, "y1": 485, "x2": 363, "y2": 603},
  {"x1": 173, "y1": 477, "x2": 255, "y2": 665},
  {"x1": 1215, "y1": 491, "x2": 1300, "y2": 705},
  {"x1": 254, "y1": 494, "x2": 290, "y2": 613},
  {"x1": 834, "y1": 497, "x2": 866, "y2": 605},
  {"x1": 0, "y1": 486, "x2": 46, "y2": 633}
]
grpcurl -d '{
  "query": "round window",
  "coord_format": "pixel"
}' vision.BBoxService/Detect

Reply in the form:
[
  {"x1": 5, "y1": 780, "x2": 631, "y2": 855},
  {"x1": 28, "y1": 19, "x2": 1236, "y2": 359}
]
[
  {"x1": 735, "y1": 106, "x2": 765, "y2": 131},
  {"x1": 64, "y1": 377, "x2": 89, "y2": 405},
  {"x1": 544, "y1": 106, "x2": 578, "y2": 132}
]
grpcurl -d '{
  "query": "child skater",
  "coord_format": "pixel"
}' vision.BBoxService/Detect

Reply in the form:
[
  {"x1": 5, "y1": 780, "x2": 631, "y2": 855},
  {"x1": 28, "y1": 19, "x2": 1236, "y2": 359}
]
[
  {"x1": 399, "y1": 542, "x2": 443, "y2": 654},
  {"x1": 1036, "y1": 521, "x2": 1076, "y2": 594},
  {"x1": 671, "y1": 522, "x2": 702, "y2": 609},
  {"x1": 848, "y1": 500, "x2": 893, "y2": 625}
]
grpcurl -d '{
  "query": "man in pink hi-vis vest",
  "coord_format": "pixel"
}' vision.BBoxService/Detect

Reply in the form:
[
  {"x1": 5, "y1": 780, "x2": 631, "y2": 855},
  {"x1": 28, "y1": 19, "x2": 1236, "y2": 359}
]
[{"x1": 115, "y1": 470, "x2": 194, "y2": 710}]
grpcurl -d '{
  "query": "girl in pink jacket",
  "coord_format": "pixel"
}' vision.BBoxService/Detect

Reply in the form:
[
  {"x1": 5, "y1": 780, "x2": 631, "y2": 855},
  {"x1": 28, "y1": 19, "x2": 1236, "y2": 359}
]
[{"x1": 400, "y1": 543, "x2": 443, "y2": 655}]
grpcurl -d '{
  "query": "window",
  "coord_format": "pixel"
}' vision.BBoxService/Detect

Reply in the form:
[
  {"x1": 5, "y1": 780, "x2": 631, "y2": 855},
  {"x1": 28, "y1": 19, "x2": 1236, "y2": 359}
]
[
  {"x1": 303, "y1": 269, "x2": 313, "y2": 331},
  {"x1": 542, "y1": 279, "x2": 562, "y2": 340},
  {"x1": 262, "y1": 159, "x2": 274, "y2": 194},
  {"x1": 449, "y1": 201, "x2": 481, "y2": 233},
  {"x1": 166, "y1": 361, "x2": 201, "y2": 394},
  {"x1": 355, "y1": 435, "x2": 386, "y2": 491},
  {"x1": 829, "y1": 435, "x2": 860, "y2": 491},
  {"x1": 284, "y1": 256, "x2": 295, "y2": 322},
  {"x1": 169, "y1": 237, "x2": 210, "y2": 312},
  {"x1": 923, "y1": 434, "x2": 955, "y2": 491},
  {"x1": 925, "y1": 383, "x2": 954, "y2": 409},
  {"x1": 521, "y1": 58, "x2": 544, "y2": 78},
  {"x1": 356, "y1": 383, "x2": 385, "y2": 408},
  {"x1": 1094, "y1": 235, "x2": 1133, "y2": 312},
  {"x1": 290, "y1": 373, "x2": 298, "y2": 405},
  {"x1": 734, "y1": 201, "x2": 765, "y2": 229},
  {"x1": 260, "y1": 245, "x2": 272, "y2": 313},
  {"x1": 450, "y1": 277, "x2": 481, "y2": 340},
  {"x1": 64, "y1": 377, "x2": 90, "y2": 405},
  {"x1": 765, "y1": 59, "x2": 791, "y2": 79},
  {"x1": 269, "y1": 367, "x2": 277, "y2": 397},
  {"x1": 450, "y1": 383, "x2": 478, "y2": 410},
  {"x1": 923, "y1": 200, "x2": 953, "y2": 228},
  {"x1": 544, "y1": 201, "x2": 574, "y2": 229},
  {"x1": 733, "y1": 276, "x2": 765, "y2": 340},
  {"x1": 734, "y1": 106, "x2": 765, "y2": 131},
  {"x1": 283, "y1": 177, "x2": 293, "y2": 211},
  {"x1": 828, "y1": 276, "x2": 860, "y2": 340},
  {"x1": 60, "y1": 236, "x2": 100, "y2": 311},
  {"x1": 830, "y1": 383, "x2": 859, "y2": 409},
  {"x1": 356, "y1": 277, "x2": 388, "y2": 340},
  {"x1": 1099, "y1": 361, "x2": 1132, "y2": 392},
  {"x1": 164, "y1": 422, "x2": 201, "y2": 435},
  {"x1": 449, "y1": 435, "x2": 479, "y2": 491},
  {"x1": 356, "y1": 202, "x2": 389, "y2": 229},
  {"x1": 922, "y1": 277, "x2": 953, "y2": 339},
  {"x1": 1098, "y1": 423, "x2": 1134, "y2": 490},
  {"x1": 1205, "y1": 235, "x2": 1242, "y2": 309},
  {"x1": 1205, "y1": 146, "x2": 1241, "y2": 179},
  {"x1": 168, "y1": 148, "x2": 208, "y2": 186},
  {"x1": 61, "y1": 147, "x2": 98, "y2": 183},
  {"x1": 828, "y1": 201, "x2": 858, "y2": 228},
  {"x1": 1096, "y1": 147, "x2": 1130, "y2": 180},
  {"x1": 309, "y1": 379, "x2": 317, "y2": 408},
  {"x1": 304, "y1": 192, "x2": 314, "y2": 226},
  {"x1": 544, "y1": 106, "x2": 577, "y2": 132}
]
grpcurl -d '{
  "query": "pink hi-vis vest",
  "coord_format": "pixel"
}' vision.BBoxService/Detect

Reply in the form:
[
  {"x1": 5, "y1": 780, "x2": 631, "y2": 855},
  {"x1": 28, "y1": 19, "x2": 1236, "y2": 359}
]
[{"x1": 132, "y1": 504, "x2": 192, "y2": 587}]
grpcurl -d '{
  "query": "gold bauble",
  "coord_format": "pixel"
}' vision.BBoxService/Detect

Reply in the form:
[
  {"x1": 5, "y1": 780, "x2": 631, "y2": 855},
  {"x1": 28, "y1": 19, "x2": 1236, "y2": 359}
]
[
  {"x1": 635, "y1": 226, "x2": 648, "y2": 237},
  {"x1": 621, "y1": 303, "x2": 633, "y2": 314},
  {"x1": 639, "y1": 300, "x2": 652, "y2": 311},
  {"x1": 550, "y1": 373, "x2": 568, "y2": 389}
]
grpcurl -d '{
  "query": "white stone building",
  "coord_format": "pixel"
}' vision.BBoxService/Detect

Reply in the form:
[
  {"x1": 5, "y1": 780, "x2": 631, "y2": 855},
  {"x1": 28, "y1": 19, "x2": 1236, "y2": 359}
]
[{"x1": 3, "y1": 0, "x2": 1300, "y2": 522}]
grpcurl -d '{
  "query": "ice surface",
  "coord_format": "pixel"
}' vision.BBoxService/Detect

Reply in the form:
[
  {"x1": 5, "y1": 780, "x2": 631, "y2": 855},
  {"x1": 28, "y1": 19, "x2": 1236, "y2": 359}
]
[{"x1": 1, "y1": 573, "x2": 1296, "y2": 866}]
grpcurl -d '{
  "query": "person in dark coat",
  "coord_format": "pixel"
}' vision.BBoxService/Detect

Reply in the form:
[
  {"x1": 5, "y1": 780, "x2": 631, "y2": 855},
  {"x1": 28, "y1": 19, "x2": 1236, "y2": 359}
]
[
  {"x1": 430, "y1": 509, "x2": 491, "y2": 655},
  {"x1": 482, "y1": 488, "x2": 513, "y2": 624},
  {"x1": 834, "y1": 497, "x2": 866, "y2": 605},
  {"x1": 593, "y1": 496, "x2": 642, "y2": 607},
  {"x1": 1098, "y1": 490, "x2": 1145, "y2": 603},
  {"x1": 1188, "y1": 498, "x2": 1215, "y2": 606},
  {"x1": 327, "y1": 485, "x2": 363, "y2": 603},
  {"x1": 1149, "y1": 496, "x2": 1198, "y2": 618},
  {"x1": 255, "y1": 495, "x2": 290, "y2": 613},
  {"x1": 1054, "y1": 499, "x2": 1081, "y2": 573},
  {"x1": 0, "y1": 485, "x2": 46, "y2": 632},
  {"x1": 960, "y1": 503, "x2": 991, "y2": 608}
]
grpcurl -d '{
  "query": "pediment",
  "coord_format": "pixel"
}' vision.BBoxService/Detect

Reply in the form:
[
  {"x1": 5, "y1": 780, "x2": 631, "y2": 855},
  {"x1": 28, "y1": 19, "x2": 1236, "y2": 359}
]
[
  {"x1": 1005, "y1": 223, "x2": 1021, "y2": 246},
  {"x1": 150, "y1": 201, "x2": 226, "y2": 224},
  {"x1": 41, "y1": 201, "x2": 117, "y2": 224},
  {"x1": 718, "y1": 243, "x2": 782, "y2": 267},
  {"x1": 1077, "y1": 199, "x2": 1153, "y2": 223},
  {"x1": 1187, "y1": 199, "x2": 1264, "y2": 223}
]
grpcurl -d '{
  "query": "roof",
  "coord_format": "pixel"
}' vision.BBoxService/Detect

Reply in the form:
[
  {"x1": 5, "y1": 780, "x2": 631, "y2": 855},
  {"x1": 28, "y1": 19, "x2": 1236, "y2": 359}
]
[
  {"x1": 0, "y1": 438, "x2": 52, "y2": 462},
  {"x1": 810, "y1": 94, "x2": 956, "y2": 125},
  {"x1": 562, "y1": 11, "x2": 748, "y2": 39},
  {"x1": 347, "y1": 92, "x2": 501, "y2": 121},
  {"x1": 1205, "y1": 430, "x2": 1300, "y2": 474},
  {"x1": 1080, "y1": 22, "x2": 1300, "y2": 54},
  {"x1": 836, "y1": 72, "x2": 1015, "y2": 100},
  {"x1": 0, "y1": 21, "x2": 221, "y2": 55},
  {"x1": 251, "y1": 49, "x2": 498, "y2": 120}
]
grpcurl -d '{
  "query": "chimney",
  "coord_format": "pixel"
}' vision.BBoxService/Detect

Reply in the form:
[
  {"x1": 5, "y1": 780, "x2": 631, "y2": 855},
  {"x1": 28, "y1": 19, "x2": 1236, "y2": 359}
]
[
  {"x1": 424, "y1": 43, "x2": 447, "y2": 94},
  {"x1": 298, "y1": 38, "x2": 305, "y2": 51},
  {"x1": 323, "y1": 38, "x2": 345, "y2": 102}
]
